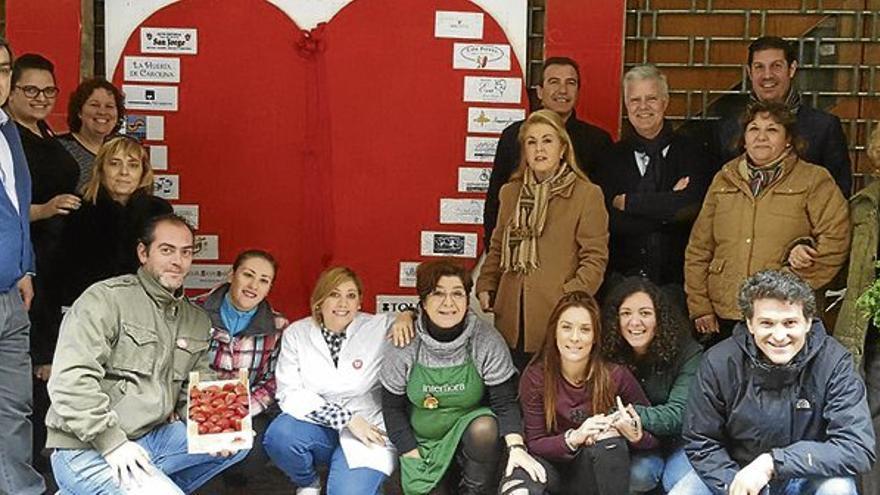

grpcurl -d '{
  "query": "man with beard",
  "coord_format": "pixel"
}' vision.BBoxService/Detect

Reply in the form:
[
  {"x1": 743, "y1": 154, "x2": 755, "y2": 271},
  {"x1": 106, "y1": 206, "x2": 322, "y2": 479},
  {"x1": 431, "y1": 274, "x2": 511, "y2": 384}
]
[
  {"x1": 483, "y1": 56, "x2": 612, "y2": 251},
  {"x1": 594, "y1": 64, "x2": 709, "y2": 300},
  {"x1": 45, "y1": 214, "x2": 246, "y2": 494},
  {"x1": 714, "y1": 36, "x2": 851, "y2": 196}
]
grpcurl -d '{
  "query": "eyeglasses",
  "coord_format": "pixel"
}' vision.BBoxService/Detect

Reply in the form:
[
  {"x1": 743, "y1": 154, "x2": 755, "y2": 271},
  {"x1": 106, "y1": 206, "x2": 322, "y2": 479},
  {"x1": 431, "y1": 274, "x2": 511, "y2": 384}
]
[
  {"x1": 16, "y1": 85, "x2": 59, "y2": 99},
  {"x1": 427, "y1": 290, "x2": 468, "y2": 302}
]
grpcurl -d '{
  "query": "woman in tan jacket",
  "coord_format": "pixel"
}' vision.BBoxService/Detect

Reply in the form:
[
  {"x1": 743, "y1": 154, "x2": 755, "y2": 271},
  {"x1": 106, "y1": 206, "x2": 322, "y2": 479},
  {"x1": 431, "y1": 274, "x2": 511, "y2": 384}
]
[
  {"x1": 685, "y1": 101, "x2": 850, "y2": 345},
  {"x1": 477, "y1": 110, "x2": 609, "y2": 366}
]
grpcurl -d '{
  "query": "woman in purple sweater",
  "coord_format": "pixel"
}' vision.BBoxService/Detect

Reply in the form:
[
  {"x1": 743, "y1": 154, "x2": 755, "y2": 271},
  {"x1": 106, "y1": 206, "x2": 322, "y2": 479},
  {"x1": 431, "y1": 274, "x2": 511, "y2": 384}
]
[{"x1": 501, "y1": 292, "x2": 658, "y2": 494}]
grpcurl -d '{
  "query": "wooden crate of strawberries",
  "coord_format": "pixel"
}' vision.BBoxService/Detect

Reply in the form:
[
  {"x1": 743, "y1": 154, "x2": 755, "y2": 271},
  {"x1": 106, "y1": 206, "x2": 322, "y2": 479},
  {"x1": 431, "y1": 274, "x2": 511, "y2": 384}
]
[{"x1": 186, "y1": 369, "x2": 253, "y2": 454}]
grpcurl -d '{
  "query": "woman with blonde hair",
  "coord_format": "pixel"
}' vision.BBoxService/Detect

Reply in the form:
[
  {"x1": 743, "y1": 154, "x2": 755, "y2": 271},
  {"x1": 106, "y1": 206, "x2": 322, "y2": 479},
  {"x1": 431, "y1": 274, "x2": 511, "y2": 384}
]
[
  {"x1": 57, "y1": 135, "x2": 171, "y2": 306},
  {"x1": 266, "y1": 266, "x2": 410, "y2": 495},
  {"x1": 477, "y1": 109, "x2": 609, "y2": 367}
]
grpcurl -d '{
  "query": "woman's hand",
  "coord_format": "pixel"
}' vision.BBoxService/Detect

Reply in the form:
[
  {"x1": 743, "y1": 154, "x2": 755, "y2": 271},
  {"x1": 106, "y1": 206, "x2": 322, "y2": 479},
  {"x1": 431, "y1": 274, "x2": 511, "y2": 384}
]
[
  {"x1": 34, "y1": 364, "x2": 52, "y2": 382},
  {"x1": 387, "y1": 311, "x2": 415, "y2": 347},
  {"x1": 574, "y1": 414, "x2": 613, "y2": 446},
  {"x1": 477, "y1": 291, "x2": 494, "y2": 312},
  {"x1": 504, "y1": 442, "x2": 546, "y2": 484},
  {"x1": 788, "y1": 244, "x2": 817, "y2": 270},
  {"x1": 694, "y1": 314, "x2": 719, "y2": 334},
  {"x1": 347, "y1": 415, "x2": 386, "y2": 447},
  {"x1": 610, "y1": 397, "x2": 643, "y2": 443},
  {"x1": 402, "y1": 449, "x2": 421, "y2": 459},
  {"x1": 31, "y1": 194, "x2": 81, "y2": 221},
  {"x1": 612, "y1": 194, "x2": 626, "y2": 211}
]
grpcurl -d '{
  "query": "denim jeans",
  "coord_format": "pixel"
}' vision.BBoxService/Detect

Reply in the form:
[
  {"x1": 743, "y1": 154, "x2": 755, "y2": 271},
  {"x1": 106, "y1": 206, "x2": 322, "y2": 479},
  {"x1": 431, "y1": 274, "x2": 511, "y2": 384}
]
[
  {"x1": 263, "y1": 413, "x2": 387, "y2": 495},
  {"x1": 669, "y1": 468, "x2": 858, "y2": 495},
  {"x1": 630, "y1": 447, "x2": 692, "y2": 493},
  {"x1": 0, "y1": 288, "x2": 45, "y2": 495},
  {"x1": 51, "y1": 421, "x2": 248, "y2": 494}
]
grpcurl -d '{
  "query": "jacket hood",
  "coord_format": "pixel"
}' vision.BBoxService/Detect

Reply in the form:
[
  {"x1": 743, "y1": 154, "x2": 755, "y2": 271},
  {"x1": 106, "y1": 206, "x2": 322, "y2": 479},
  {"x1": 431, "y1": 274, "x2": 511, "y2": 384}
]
[
  {"x1": 732, "y1": 318, "x2": 827, "y2": 389},
  {"x1": 202, "y1": 283, "x2": 277, "y2": 336}
]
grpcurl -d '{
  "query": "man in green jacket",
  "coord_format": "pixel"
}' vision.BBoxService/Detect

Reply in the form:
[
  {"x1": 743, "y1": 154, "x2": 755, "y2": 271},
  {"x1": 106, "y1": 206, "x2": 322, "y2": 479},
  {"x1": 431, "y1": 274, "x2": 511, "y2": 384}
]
[{"x1": 46, "y1": 214, "x2": 246, "y2": 493}]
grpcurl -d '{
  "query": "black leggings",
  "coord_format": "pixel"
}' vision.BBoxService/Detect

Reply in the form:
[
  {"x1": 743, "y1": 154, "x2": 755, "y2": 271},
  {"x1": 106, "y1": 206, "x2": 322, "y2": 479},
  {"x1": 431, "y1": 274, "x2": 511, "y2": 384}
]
[
  {"x1": 499, "y1": 437, "x2": 630, "y2": 495},
  {"x1": 430, "y1": 415, "x2": 501, "y2": 495}
]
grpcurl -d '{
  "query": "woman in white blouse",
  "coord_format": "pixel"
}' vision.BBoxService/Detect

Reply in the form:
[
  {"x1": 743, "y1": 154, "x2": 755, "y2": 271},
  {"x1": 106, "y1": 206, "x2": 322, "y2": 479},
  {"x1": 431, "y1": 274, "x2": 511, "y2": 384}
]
[{"x1": 264, "y1": 266, "x2": 406, "y2": 495}]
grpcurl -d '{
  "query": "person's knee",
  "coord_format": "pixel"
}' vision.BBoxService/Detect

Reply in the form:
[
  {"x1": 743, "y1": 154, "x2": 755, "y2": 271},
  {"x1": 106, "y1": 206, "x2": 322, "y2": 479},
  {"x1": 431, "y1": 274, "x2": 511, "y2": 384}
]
[
  {"x1": 500, "y1": 478, "x2": 532, "y2": 495},
  {"x1": 327, "y1": 470, "x2": 386, "y2": 495},
  {"x1": 813, "y1": 477, "x2": 858, "y2": 495},
  {"x1": 462, "y1": 415, "x2": 500, "y2": 458},
  {"x1": 629, "y1": 455, "x2": 662, "y2": 493}
]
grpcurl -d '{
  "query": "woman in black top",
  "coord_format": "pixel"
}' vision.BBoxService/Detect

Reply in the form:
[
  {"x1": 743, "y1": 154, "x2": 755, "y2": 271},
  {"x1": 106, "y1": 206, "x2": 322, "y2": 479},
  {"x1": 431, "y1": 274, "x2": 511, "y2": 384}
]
[{"x1": 4, "y1": 53, "x2": 81, "y2": 469}]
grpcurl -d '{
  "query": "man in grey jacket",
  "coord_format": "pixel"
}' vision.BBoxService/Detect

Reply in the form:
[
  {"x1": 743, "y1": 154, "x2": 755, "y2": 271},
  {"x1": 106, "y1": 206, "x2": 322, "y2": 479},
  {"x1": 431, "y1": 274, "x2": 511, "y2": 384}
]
[{"x1": 46, "y1": 214, "x2": 246, "y2": 493}]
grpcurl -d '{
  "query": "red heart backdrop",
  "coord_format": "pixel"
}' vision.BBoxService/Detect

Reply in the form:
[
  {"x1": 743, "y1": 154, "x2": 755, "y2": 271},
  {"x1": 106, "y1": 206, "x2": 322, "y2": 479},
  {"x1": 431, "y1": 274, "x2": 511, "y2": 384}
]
[{"x1": 109, "y1": 0, "x2": 524, "y2": 317}]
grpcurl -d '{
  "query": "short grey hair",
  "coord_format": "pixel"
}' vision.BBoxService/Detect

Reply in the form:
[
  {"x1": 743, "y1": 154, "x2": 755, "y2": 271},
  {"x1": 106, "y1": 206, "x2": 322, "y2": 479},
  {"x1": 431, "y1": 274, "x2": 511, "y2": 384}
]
[
  {"x1": 737, "y1": 270, "x2": 816, "y2": 321},
  {"x1": 623, "y1": 64, "x2": 669, "y2": 101}
]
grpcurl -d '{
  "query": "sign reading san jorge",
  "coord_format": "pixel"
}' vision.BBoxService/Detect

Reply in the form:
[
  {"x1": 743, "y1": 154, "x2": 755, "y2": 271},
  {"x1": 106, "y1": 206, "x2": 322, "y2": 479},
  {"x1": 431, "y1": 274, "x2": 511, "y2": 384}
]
[{"x1": 140, "y1": 27, "x2": 198, "y2": 54}]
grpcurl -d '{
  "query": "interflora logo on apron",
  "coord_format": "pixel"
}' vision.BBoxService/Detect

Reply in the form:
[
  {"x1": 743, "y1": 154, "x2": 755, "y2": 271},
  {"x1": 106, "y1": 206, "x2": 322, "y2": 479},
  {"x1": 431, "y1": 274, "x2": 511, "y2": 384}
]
[{"x1": 421, "y1": 382, "x2": 467, "y2": 409}]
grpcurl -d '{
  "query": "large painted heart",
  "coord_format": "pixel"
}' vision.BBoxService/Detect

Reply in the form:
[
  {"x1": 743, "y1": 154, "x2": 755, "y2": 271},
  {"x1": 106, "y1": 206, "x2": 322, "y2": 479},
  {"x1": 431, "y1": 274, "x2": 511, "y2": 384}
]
[{"x1": 111, "y1": 0, "x2": 526, "y2": 316}]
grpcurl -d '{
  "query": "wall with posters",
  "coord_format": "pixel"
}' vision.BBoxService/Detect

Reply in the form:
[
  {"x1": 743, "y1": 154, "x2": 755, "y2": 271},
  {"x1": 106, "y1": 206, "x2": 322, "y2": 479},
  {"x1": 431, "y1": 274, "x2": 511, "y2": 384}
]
[{"x1": 5, "y1": 0, "x2": 625, "y2": 317}]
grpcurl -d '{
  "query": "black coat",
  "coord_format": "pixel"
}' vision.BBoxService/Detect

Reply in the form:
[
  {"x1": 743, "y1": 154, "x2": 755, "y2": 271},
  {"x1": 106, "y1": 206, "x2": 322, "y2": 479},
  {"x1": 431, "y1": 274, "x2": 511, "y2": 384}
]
[
  {"x1": 594, "y1": 131, "x2": 709, "y2": 286},
  {"x1": 57, "y1": 189, "x2": 172, "y2": 306},
  {"x1": 683, "y1": 320, "x2": 875, "y2": 494},
  {"x1": 714, "y1": 103, "x2": 851, "y2": 196},
  {"x1": 483, "y1": 112, "x2": 612, "y2": 250}
]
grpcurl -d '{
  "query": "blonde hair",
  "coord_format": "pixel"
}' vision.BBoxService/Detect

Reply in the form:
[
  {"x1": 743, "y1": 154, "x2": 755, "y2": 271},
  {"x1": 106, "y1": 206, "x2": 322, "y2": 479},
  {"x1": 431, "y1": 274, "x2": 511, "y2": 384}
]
[
  {"x1": 869, "y1": 126, "x2": 880, "y2": 168},
  {"x1": 511, "y1": 109, "x2": 587, "y2": 182},
  {"x1": 310, "y1": 266, "x2": 364, "y2": 325},
  {"x1": 80, "y1": 136, "x2": 154, "y2": 203}
]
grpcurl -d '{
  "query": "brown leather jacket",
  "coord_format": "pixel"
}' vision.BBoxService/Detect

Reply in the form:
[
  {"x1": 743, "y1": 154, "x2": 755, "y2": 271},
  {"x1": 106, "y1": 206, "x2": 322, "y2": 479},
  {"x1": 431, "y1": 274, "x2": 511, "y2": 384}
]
[{"x1": 685, "y1": 153, "x2": 850, "y2": 320}]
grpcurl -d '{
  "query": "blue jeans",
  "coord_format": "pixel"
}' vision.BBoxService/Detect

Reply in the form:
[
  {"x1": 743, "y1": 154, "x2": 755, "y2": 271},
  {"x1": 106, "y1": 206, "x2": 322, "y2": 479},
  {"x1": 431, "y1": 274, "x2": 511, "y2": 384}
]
[
  {"x1": 630, "y1": 447, "x2": 692, "y2": 493},
  {"x1": 669, "y1": 468, "x2": 858, "y2": 495},
  {"x1": 51, "y1": 421, "x2": 248, "y2": 494},
  {"x1": 264, "y1": 413, "x2": 387, "y2": 494}
]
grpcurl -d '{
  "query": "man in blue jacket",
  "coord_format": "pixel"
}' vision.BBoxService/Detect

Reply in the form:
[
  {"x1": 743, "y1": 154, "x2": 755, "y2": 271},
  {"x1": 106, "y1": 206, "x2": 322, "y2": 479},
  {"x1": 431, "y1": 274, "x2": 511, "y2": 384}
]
[
  {"x1": 675, "y1": 270, "x2": 874, "y2": 495},
  {"x1": 714, "y1": 36, "x2": 851, "y2": 196},
  {"x1": 0, "y1": 37, "x2": 45, "y2": 495}
]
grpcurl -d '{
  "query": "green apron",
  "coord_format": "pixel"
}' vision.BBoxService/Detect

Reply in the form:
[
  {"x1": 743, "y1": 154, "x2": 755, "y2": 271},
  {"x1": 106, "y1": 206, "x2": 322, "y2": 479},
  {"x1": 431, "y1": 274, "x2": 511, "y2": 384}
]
[{"x1": 401, "y1": 339, "x2": 493, "y2": 495}]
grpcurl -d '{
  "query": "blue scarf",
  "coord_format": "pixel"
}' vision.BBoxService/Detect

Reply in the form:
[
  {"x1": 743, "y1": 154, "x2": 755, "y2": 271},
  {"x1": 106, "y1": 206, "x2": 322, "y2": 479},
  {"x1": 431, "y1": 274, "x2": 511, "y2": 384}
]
[{"x1": 220, "y1": 293, "x2": 258, "y2": 337}]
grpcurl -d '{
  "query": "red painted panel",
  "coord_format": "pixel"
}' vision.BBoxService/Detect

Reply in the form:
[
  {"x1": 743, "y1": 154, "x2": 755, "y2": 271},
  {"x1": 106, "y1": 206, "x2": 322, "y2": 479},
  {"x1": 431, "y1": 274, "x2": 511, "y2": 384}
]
[
  {"x1": 545, "y1": 0, "x2": 625, "y2": 139},
  {"x1": 5, "y1": 0, "x2": 82, "y2": 132}
]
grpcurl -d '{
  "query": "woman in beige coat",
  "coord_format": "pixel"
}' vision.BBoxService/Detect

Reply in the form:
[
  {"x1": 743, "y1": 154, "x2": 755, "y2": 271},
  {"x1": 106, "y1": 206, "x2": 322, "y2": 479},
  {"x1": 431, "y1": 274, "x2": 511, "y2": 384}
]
[
  {"x1": 476, "y1": 109, "x2": 609, "y2": 366},
  {"x1": 685, "y1": 101, "x2": 850, "y2": 345}
]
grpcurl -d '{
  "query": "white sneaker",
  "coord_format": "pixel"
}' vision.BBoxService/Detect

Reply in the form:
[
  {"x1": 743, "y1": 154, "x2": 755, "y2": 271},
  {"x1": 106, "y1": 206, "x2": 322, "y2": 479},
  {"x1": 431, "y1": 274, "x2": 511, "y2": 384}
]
[{"x1": 296, "y1": 481, "x2": 321, "y2": 495}]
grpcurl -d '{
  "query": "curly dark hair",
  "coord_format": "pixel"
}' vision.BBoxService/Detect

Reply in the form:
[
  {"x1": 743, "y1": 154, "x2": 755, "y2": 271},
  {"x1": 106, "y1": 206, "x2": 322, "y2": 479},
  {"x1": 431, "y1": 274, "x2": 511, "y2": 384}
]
[
  {"x1": 601, "y1": 277, "x2": 684, "y2": 372},
  {"x1": 66, "y1": 77, "x2": 125, "y2": 133}
]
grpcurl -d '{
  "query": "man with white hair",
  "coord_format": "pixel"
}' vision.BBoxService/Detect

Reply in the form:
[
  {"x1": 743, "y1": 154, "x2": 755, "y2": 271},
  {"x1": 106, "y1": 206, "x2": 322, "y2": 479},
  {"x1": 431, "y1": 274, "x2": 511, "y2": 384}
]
[{"x1": 594, "y1": 64, "x2": 709, "y2": 297}]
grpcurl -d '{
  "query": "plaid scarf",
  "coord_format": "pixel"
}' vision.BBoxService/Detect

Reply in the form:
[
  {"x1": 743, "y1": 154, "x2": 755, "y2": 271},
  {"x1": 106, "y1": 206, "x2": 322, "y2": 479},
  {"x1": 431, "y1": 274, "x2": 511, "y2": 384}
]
[
  {"x1": 501, "y1": 163, "x2": 577, "y2": 273},
  {"x1": 744, "y1": 148, "x2": 790, "y2": 197},
  {"x1": 749, "y1": 88, "x2": 803, "y2": 114}
]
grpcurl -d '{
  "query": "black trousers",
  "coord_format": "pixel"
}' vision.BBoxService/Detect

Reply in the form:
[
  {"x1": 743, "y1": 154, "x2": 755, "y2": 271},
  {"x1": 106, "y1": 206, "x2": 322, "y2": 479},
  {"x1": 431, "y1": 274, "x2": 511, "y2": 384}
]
[
  {"x1": 431, "y1": 416, "x2": 501, "y2": 495},
  {"x1": 500, "y1": 437, "x2": 630, "y2": 495}
]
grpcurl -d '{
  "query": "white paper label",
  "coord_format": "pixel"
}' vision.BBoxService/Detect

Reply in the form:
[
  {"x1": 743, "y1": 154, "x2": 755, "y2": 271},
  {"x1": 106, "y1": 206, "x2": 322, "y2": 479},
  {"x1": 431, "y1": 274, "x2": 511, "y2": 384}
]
[
  {"x1": 145, "y1": 116, "x2": 165, "y2": 140},
  {"x1": 149, "y1": 145, "x2": 168, "y2": 170},
  {"x1": 458, "y1": 167, "x2": 492, "y2": 193},
  {"x1": 123, "y1": 85, "x2": 179, "y2": 111},
  {"x1": 153, "y1": 174, "x2": 179, "y2": 200},
  {"x1": 124, "y1": 56, "x2": 180, "y2": 83},
  {"x1": 376, "y1": 295, "x2": 420, "y2": 313},
  {"x1": 453, "y1": 43, "x2": 511, "y2": 71},
  {"x1": 141, "y1": 27, "x2": 198, "y2": 54},
  {"x1": 434, "y1": 11, "x2": 484, "y2": 39},
  {"x1": 467, "y1": 107, "x2": 524, "y2": 134},
  {"x1": 184, "y1": 264, "x2": 231, "y2": 289},
  {"x1": 173, "y1": 204, "x2": 199, "y2": 229},
  {"x1": 465, "y1": 136, "x2": 499, "y2": 163},
  {"x1": 193, "y1": 235, "x2": 219, "y2": 260},
  {"x1": 440, "y1": 199, "x2": 484, "y2": 225},
  {"x1": 399, "y1": 262, "x2": 419, "y2": 288},
  {"x1": 420, "y1": 231, "x2": 478, "y2": 258},
  {"x1": 463, "y1": 76, "x2": 522, "y2": 104}
]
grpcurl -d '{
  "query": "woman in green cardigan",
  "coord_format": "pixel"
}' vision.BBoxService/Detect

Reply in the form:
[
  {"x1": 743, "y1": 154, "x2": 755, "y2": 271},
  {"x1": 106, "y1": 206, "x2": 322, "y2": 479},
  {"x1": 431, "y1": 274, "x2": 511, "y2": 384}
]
[{"x1": 601, "y1": 277, "x2": 703, "y2": 494}]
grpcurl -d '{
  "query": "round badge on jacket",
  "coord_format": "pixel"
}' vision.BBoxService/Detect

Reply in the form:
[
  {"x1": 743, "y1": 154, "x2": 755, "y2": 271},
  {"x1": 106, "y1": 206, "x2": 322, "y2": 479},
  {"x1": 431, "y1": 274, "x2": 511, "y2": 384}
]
[{"x1": 352, "y1": 359, "x2": 363, "y2": 370}]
